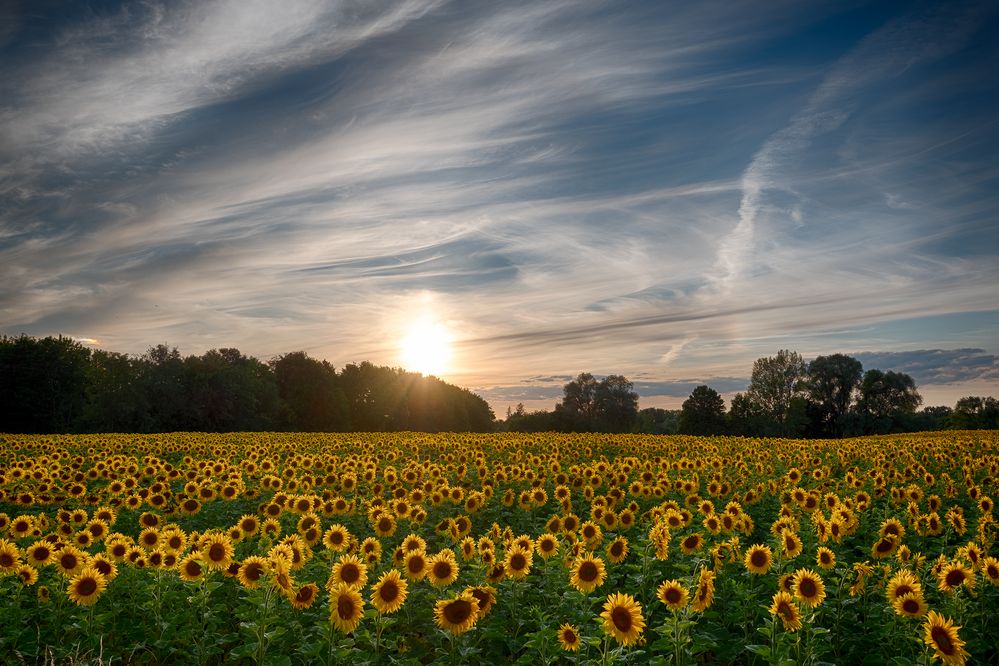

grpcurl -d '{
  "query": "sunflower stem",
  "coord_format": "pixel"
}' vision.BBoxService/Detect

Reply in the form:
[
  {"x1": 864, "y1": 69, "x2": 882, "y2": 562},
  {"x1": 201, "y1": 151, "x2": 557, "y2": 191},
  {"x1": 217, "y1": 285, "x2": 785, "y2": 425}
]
[{"x1": 255, "y1": 584, "x2": 274, "y2": 666}]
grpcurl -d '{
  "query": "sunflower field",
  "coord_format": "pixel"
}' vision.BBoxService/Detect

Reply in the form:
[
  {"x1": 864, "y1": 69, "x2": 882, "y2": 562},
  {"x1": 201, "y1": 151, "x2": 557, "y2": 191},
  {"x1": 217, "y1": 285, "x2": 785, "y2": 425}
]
[{"x1": 1, "y1": 431, "x2": 996, "y2": 665}]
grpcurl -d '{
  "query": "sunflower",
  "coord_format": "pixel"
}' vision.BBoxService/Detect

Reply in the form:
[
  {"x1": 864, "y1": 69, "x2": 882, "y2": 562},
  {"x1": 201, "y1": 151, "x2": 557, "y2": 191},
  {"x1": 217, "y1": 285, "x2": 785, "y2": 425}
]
[
  {"x1": 504, "y1": 546, "x2": 533, "y2": 580},
  {"x1": 290, "y1": 583, "x2": 319, "y2": 610},
  {"x1": 26, "y1": 541, "x2": 53, "y2": 567},
  {"x1": 744, "y1": 544, "x2": 772, "y2": 575},
  {"x1": 791, "y1": 569, "x2": 826, "y2": 608},
  {"x1": 0, "y1": 540, "x2": 22, "y2": 573},
  {"x1": 54, "y1": 545, "x2": 89, "y2": 577},
  {"x1": 606, "y1": 536, "x2": 629, "y2": 564},
  {"x1": 138, "y1": 527, "x2": 160, "y2": 551},
  {"x1": 237, "y1": 556, "x2": 270, "y2": 589},
  {"x1": 780, "y1": 530, "x2": 803, "y2": 559},
  {"x1": 657, "y1": 579, "x2": 689, "y2": 611},
  {"x1": 886, "y1": 569, "x2": 922, "y2": 602},
  {"x1": 178, "y1": 554, "x2": 205, "y2": 582},
  {"x1": 580, "y1": 521, "x2": 603, "y2": 548},
  {"x1": 329, "y1": 583, "x2": 365, "y2": 634},
  {"x1": 871, "y1": 536, "x2": 898, "y2": 559},
  {"x1": 434, "y1": 592, "x2": 480, "y2": 635},
  {"x1": 403, "y1": 550, "x2": 428, "y2": 581},
  {"x1": 322, "y1": 524, "x2": 351, "y2": 552},
  {"x1": 360, "y1": 537, "x2": 383, "y2": 565},
  {"x1": 106, "y1": 538, "x2": 130, "y2": 562},
  {"x1": 680, "y1": 532, "x2": 704, "y2": 555},
  {"x1": 535, "y1": 533, "x2": 560, "y2": 560},
  {"x1": 937, "y1": 561, "x2": 975, "y2": 593},
  {"x1": 9, "y1": 515, "x2": 34, "y2": 540},
  {"x1": 982, "y1": 556, "x2": 999, "y2": 585},
  {"x1": 402, "y1": 533, "x2": 427, "y2": 553},
  {"x1": 600, "y1": 592, "x2": 645, "y2": 647},
  {"x1": 421, "y1": 551, "x2": 457, "y2": 589},
  {"x1": 893, "y1": 591, "x2": 928, "y2": 618},
  {"x1": 270, "y1": 557, "x2": 296, "y2": 593},
  {"x1": 466, "y1": 585, "x2": 496, "y2": 619},
  {"x1": 816, "y1": 547, "x2": 836, "y2": 570},
  {"x1": 237, "y1": 514, "x2": 260, "y2": 537},
  {"x1": 692, "y1": 568, "x2": 716, "y2": 612},
  {"x1": 202, "y1": 533, "x2": 234, "y2": 570},
  {"x1": 558, "y1": 623, "x2": 582, "y2": 652},
  {"x1": 67, "y1": 566, "x2": 107, "y2": 606},
  {"x1": 370, "y1": 569, "x2": 408, "y2": 614},
  {"x1": 769, "y1": 591, "x2": 802, "y2": 632},
  {"x1": 923, "y1": 611, "x2": 969, "y2": 665},
  {"x1": 569, "y1": 554, "x2": 606, "y2": 593},
  {"x1": 329, "y1": 554, "x2": 368, "y2": 590},
  {"x1": 91, "y1": 554, "x2": 119, "y2": 581},
  {"x1": 373, "y1": 513, "x2": 397, "y2": 538},
  {"x1": 17, "y1": 564, "x2": 39, "y2": 586}
]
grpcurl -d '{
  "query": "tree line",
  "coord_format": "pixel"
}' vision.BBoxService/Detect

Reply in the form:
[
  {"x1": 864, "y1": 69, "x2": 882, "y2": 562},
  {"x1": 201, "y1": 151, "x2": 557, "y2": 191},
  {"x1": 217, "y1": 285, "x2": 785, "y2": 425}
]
[
  {"x1": 0, "y1": 335, "x2": 494, "y2": 433},
  {"x1": 503, "y1": 350, "x2": 998, "y2": 436}
]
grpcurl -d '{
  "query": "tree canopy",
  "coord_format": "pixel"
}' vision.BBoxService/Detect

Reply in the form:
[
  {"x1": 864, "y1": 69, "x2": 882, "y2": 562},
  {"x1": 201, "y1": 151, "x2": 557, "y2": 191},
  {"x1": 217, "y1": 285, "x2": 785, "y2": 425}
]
[{"x1": 0, "y1": 335, "x2": 494, "y2": 434}]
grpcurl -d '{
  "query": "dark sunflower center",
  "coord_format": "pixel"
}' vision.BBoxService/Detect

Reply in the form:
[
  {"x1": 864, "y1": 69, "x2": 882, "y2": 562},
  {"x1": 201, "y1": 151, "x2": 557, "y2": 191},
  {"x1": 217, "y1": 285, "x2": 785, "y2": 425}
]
[
  {"x1": 208, "y1": 544, "x2": 226, "y2": 561},
  {"x1": 611, "y1": 606, "x2": 632, "y2": 632},
  {"x1": 379, "y1": 580, "x2": 399, "y2": 602},
  {"x1": 443, "y1": 599, "x2": 473, "y2": 624},
  {"x1": 296, "y1": 587, "x2": 314, "y2": 603},
  {"x1": 610, "y1": 543, "x2": 623, "y2": 557},
  {"x1": 665, "y1": 588, "x2": 681, "y2": 604},
  {"x1": 578, "y1": 561, "x2": 599, "y2": 582},
  {"x1": 894, "y1": 583, "x2": 913, "y2": 598},
  {"x1": 245, "y1": 562, "x2": 263, "y2": 582},
  {"x1": 902, "y1": 598, "x2": 920, "y2": 614},
  {"x1": 799, "y1": 578, "x2": 817, "y2": 597},
  {"x1": 186, "y1": 561, "x2": 202, "y2": 577},
  {"x1": 751, "y1": 551, "x2": 767, "y2": 567},
  {"x1": 0, "y1": 553, "x2": 14, "y2": 567},
  {"x1": 408, "y1": 557, "x2": 424, "y2": 573},
  {"x1": 510, "y1": 554, "x2": 526, "y2": 570},
  {"x1": 931, "y1": 626, "x2": 955, "y2": 654},
  {"x1": 77, "y1": 577, "x2": 98, "y2": 596},
  {"x1": 337, "y1": 596, "x2": 356, "y2": 620},
  {"x1": 433, "y1": 562, "x2": 452, "y2": 579},
  {"x1": 61, "y1": 554, "x2": 78, "y2": 570},
  {"x1": 378, "y1": 518, "x2": 392, "y2": 532},
  {"x1": 335, "y1": 564, "x2": 358, "y2": 583},
  {"x1": 945, "y1": 570, "x2": 965, "y2": 587}
]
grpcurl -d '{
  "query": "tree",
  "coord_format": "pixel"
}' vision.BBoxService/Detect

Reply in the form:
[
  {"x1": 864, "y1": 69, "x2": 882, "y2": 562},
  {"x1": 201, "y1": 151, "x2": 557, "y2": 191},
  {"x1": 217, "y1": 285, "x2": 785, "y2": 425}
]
[
  {"x1": 270, "y1": 352, "x2": 348, "y2": 431},
  {"x1": 562, "y1": 373, "x2": 599, "y2": 420},
  {"x1": 636, "y1": 408, "x2": 679, "y2": 434},
  {"x1": 948, "y1": 396, "x2": 999, "y2": 430},
  {"x1": 806, "y1": 354, "x2": 863, "y2": 437},
  {"x1": 855, "y1": 369, "x2": 922, "y2": 434},
  {"x1": 678, "y1": 385, "x2": 727, "y2": 436},
  {"x1": 0, "y1": 335, "x2": 91, "y2": 433},
  {"x1": 594, "y1": 375, "x2": 639, "y2": 432},
  {"x1": 746, "y1": 350, "x2": 807, "y2": 436},
  {"x1": 728, "y1": 392, "x2": 767, "y2": 437}
]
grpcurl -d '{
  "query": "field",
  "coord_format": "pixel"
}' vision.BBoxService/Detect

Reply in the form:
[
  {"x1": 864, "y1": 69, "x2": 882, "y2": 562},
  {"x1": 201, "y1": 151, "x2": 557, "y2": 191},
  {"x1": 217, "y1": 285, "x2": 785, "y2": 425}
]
[{"x1": 1, "y1": 431, "x2": 997, "y2": 665}]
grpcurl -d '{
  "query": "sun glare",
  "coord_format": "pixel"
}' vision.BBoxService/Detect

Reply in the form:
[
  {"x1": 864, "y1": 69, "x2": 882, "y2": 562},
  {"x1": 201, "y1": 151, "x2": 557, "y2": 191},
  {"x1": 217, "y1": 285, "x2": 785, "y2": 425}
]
[{"x1": 400, "y1": 319, "x2": 452, "y2": 376}]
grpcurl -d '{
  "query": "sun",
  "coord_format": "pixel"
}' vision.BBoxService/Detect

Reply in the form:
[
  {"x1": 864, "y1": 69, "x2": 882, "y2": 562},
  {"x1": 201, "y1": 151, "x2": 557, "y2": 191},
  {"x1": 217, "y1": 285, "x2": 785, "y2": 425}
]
[{"x1": 399, "y1": 319, "x2": 452, "y2": 376}]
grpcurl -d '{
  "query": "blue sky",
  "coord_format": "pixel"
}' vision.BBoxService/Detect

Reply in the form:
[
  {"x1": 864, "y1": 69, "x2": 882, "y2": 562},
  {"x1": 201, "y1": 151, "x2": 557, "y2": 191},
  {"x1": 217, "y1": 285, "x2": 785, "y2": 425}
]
[{"x1": 2, "y1": 0, "x2": 998, "y2": 415}]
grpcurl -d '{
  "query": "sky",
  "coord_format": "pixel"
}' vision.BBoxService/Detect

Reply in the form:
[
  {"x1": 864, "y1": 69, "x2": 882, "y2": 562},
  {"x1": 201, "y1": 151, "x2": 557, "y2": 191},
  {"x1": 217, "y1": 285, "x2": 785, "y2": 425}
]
[{"x1": 2, "y1": 0, "x2": 998, "y2": 417}]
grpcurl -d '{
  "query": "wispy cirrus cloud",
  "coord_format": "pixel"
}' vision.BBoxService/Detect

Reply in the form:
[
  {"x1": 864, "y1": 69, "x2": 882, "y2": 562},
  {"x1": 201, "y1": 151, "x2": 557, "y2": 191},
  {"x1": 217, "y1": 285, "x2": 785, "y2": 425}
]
[{"x1": 1, "y1": 0, "x2": 997, "y2": 416}]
